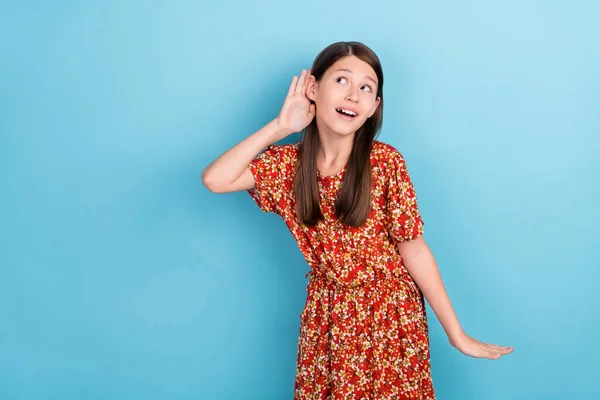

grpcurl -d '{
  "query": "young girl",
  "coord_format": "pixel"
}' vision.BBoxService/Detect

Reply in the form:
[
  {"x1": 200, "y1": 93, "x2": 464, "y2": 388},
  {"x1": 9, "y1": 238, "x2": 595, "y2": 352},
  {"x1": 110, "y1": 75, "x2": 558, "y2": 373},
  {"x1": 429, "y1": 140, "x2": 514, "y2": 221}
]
[{"x1": 202, "y1": 41, "x2": 513, "y2": 399}]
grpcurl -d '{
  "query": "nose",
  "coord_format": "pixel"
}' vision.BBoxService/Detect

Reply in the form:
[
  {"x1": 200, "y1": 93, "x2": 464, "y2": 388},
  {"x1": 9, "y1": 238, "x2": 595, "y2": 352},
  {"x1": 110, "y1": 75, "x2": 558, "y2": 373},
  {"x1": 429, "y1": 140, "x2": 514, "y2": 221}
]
[{"x1": 345, "y1": 86, "x2": 359, "y2": 103}]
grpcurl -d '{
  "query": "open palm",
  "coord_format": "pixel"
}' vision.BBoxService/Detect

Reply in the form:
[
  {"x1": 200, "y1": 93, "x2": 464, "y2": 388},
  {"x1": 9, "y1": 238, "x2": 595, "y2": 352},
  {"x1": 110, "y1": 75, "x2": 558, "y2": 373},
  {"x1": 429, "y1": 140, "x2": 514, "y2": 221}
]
[
  {"x1": 277, "y1": 69, "x2": 316, "y2": 133},
  {"x1": 452, "y1": 333, "x2": 514, "y2": 359}
]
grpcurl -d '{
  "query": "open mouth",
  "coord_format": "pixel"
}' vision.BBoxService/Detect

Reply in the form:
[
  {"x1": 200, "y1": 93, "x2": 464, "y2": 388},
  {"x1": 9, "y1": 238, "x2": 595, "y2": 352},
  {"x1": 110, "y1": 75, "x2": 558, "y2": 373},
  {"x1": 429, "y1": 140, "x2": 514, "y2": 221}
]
[{"x1": 336, "y1": 108, "x2": 358, "y2": 119}]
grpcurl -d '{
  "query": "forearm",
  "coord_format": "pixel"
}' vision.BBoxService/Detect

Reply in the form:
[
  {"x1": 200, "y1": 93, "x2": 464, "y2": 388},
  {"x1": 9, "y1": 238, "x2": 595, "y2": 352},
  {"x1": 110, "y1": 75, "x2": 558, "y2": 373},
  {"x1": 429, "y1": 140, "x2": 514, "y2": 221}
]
[
  {"x1": 398, "y1": 237, "x2": 465, "y2": 344},
  {"x1": 201, "y1": 118, "x2": 293, "y2": 190}
]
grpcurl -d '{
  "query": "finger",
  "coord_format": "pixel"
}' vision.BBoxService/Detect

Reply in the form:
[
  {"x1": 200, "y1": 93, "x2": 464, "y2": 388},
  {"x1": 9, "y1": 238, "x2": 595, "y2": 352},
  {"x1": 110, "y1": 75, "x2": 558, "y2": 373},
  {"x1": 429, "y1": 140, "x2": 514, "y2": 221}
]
[
  {"x1": 304, "y1": 68, "x2": 313, "y2": 96},
  {"x1": 474, "y1": 338, "x2": 511, "y2": 351},
  {"x1": 476, "y1": 345, "x2": 501, "y2": 359},
  {"x1": 482, "y1": 344, "x2": 513, "y2": 359},
  {"x1": 497, "y1": 346, "x2": 514, "y2": 354},
  {"x1": 287, "y1": 76, "x2": 299, "y2": 97},
  {"x1": 479, "y1": 343, "x2": 503, "y2": 354},
  {"x1": 295, "y1": 69, "x2": 307, "y2": 95},
  {"x1": 483, "y1": 343, "x2": 505, "y2": 350},
  {"x1": 485, "y1": 346, "x2": 512, "y2": 356},
  {"x1": 295, "y1": 69, "x2": 306, "y2": 95},
  {"x1": 483, "y1": 342, "x2": 513, "y2": 351}
]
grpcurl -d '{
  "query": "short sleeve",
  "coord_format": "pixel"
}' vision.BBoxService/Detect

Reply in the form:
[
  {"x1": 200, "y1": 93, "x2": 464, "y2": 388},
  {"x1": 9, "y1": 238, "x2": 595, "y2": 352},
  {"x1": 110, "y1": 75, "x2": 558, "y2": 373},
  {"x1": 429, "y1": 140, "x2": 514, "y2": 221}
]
[
  {"x1": 246, "y1": 144, "x2": 289, "y2": 215},
  {"x1": 385, "y1": 150, "x2": 424, "y2": 242}
]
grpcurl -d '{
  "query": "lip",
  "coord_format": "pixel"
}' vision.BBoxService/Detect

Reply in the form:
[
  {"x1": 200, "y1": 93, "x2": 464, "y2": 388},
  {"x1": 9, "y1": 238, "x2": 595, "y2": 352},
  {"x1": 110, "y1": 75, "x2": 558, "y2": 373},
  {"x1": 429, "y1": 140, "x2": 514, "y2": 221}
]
[{"x1": 335, "y1": 106, "x2": 359, "y2": 117}]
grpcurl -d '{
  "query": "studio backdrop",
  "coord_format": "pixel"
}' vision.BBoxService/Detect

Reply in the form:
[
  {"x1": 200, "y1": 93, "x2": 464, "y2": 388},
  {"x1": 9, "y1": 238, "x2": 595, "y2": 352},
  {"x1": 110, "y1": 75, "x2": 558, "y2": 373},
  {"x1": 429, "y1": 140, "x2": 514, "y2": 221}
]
[{"x1": 1, "y1": 1, "x2": 598, "y2": 399}]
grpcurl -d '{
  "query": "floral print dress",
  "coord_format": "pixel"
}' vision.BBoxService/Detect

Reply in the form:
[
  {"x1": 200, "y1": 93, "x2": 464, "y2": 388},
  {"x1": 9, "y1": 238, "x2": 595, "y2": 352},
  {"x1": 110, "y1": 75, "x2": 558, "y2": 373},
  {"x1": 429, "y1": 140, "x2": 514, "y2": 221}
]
[{"x1": 247, "y1": 140, "x2": 435, "y2": 400}]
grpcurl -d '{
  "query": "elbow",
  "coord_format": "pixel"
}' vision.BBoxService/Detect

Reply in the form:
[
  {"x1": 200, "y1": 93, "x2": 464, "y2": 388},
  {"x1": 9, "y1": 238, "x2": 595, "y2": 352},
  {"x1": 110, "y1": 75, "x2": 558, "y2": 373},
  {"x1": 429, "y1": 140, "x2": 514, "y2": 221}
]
[
  {"x1": 201, "y1": 169, "x2": 218, "y2": 193},
  {"x1": 201, "y1": 169, "x2": 228, "y2": 193}
]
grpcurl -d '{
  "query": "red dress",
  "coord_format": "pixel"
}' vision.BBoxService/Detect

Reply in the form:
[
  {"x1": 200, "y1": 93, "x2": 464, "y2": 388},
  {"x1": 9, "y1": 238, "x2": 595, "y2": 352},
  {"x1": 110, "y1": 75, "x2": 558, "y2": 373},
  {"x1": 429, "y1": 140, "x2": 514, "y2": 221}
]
[{"x1": 247, "y1": 140, "x2": 435, "y2": 399}]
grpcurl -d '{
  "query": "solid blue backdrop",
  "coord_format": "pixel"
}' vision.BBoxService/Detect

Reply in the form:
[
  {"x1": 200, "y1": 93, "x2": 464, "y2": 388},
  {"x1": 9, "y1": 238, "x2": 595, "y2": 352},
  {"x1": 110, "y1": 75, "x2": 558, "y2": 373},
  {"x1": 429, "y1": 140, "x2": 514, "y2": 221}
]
[{"x1": 1, "y1": 1, "x2": 598, "y2": 399}]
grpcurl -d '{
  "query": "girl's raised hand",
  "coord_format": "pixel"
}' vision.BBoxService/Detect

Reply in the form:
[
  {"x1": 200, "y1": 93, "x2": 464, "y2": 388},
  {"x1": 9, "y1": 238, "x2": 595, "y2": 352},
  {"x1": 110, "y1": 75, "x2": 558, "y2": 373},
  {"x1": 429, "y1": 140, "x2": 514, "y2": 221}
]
[
  {"x1": 276, "y1": 69, "x2": 316, "y2": 134},
  {"x1": 451, "y1": 333, "x2": 514, "y2": 359}
]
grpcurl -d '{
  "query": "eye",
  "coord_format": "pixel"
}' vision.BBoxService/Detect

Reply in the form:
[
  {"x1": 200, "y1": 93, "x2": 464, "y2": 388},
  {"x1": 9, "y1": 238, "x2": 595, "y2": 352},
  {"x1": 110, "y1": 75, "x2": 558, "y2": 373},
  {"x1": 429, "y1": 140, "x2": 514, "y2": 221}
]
[
  {"x1": 337, "y1": 76, "x2": 348, "y2": 84},
  {"x1": 362, "y1": 85, "x2": 373, "y2": 93}
]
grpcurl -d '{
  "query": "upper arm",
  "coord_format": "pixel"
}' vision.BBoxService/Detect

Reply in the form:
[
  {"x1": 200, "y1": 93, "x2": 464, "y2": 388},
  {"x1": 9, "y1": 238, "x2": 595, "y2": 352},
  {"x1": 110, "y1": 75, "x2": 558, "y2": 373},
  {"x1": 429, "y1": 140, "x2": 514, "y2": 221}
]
[
  {"x1": 396, "y1": 235, "x2": 428, "y2": 260},
  {"x1": 225, "y1": 167, "x2": 256, "y2": 193},
  {"x1": 205, "y1": 143, "x2": 291, "y2": 215}
]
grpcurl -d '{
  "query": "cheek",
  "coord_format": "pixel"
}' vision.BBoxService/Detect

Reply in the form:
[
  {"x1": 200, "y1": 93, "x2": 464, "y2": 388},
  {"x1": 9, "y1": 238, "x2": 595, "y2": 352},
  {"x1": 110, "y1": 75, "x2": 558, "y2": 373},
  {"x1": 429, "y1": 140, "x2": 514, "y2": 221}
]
[
  {"x1": 361, "y1": 91, "x2": 376, "y2": 101},
  {"x1": 361, "y1": 97, "x2": 376, "y2": 114},
  {"x1": 314, "y1": 93, "x2": 337, "y2": 113}
]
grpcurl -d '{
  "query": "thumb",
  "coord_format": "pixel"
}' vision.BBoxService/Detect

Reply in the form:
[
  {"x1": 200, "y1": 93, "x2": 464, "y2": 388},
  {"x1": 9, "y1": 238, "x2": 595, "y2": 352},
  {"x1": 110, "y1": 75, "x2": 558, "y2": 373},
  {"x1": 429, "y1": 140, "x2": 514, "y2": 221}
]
[{"x1": 308, "y1": 103, "x2": 316, "y2": 117}]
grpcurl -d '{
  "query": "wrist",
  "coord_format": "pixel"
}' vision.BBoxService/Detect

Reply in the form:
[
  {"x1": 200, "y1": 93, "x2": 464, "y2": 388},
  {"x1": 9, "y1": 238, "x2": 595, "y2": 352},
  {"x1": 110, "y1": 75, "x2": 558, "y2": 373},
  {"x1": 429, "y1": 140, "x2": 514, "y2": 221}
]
[
  {"x1": 448, "y1": 329, "x2": 467, "y2": 348},
  {"x1": 272, "y1": 118, "x2": 295, "y2": 137}
]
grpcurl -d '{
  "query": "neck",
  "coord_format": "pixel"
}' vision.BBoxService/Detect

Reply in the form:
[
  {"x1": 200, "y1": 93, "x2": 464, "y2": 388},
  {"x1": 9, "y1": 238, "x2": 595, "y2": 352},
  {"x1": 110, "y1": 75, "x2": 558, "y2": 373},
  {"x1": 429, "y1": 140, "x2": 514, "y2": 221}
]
[{"x1": 315, "y1": 120, "x2": 355, "y2": 167}]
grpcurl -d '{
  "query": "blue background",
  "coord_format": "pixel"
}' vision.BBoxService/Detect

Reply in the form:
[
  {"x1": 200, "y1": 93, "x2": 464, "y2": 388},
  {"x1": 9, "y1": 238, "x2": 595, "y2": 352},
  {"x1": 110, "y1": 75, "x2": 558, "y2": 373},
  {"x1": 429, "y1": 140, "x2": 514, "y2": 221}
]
[{"x1": 1, "y1": 1, "x2": 599, "y2": 399}]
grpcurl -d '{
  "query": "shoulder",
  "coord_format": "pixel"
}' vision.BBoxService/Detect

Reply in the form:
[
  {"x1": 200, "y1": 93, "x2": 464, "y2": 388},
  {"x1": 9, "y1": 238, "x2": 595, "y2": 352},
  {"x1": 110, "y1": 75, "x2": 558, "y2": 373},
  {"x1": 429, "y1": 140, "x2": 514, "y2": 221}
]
[
  {"x1": 371, "y1": 140, "x2": 407, "y2": 172},
  {"x1": 254, "y1": 140, "x2": 300, "y2": 166},
  {"x1": 259, "y1": 140, "x2": 301, "y2": 163},
  {"x1": 251, "y1": 141, "x2": 301, "y2": 189}
]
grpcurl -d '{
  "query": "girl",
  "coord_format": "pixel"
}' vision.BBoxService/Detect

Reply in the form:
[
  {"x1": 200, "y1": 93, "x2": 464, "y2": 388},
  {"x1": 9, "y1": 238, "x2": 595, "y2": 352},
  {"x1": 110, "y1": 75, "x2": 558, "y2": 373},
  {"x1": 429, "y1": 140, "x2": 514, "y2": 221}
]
[{"x1": 202, "y1": 41, "x2": 513, "y2": 399}]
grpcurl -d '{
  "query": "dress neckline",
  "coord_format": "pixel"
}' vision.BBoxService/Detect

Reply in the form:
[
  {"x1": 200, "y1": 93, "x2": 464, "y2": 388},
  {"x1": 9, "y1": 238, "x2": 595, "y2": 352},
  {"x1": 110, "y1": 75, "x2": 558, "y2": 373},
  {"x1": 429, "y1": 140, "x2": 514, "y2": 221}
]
[{"x1": 317, "y1": 166, "x2": 347, "y2": 180}]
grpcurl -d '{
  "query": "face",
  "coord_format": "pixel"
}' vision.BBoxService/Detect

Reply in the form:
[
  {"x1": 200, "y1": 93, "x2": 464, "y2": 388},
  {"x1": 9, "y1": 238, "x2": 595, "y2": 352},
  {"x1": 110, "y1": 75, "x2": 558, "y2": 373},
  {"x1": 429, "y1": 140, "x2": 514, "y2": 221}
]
[{"x1": 306, "y1": 55, "x2": 381, "y2": 136}]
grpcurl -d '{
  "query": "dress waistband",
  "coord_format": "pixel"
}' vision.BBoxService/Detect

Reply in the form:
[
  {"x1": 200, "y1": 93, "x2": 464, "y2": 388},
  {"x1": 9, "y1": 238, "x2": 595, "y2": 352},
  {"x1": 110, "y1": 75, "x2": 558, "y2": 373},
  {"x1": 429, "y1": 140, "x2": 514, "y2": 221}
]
[{"x1": 305, "y1": 264, "x2": 410, "y2": 290}]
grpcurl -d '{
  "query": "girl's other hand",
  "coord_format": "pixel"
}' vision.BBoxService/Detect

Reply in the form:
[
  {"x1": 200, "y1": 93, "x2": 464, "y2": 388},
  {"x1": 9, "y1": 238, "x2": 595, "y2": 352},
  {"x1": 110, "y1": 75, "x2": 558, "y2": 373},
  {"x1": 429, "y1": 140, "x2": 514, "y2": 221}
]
[
  {"x1": 450, "y1": 333, "x2": 514, "y2": 359},
  {"x1": 276, "y1": 69, "x2": 316, "y2": 135}
]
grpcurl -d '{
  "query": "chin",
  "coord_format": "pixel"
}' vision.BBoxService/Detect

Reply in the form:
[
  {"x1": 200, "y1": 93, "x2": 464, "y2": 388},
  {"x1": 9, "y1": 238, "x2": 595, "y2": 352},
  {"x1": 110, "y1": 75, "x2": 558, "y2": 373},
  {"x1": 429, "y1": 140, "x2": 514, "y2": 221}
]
[
  {"x1": 338, "y1": 128, "x2": 358, "y2": 136},
  {"x1": 334, "y1": 120, "x2": 367, "y2": 136},
  {"x1": 326, "y1": 123, "x2": 355, "y2": 137}
]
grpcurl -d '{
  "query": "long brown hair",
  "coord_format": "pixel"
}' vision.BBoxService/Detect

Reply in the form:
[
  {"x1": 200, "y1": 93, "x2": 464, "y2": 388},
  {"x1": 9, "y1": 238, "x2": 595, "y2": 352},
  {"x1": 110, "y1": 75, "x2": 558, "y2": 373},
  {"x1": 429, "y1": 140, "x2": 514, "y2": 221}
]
[{"x1": 294, "y1": 41, "x2": 384, "y2": 227}]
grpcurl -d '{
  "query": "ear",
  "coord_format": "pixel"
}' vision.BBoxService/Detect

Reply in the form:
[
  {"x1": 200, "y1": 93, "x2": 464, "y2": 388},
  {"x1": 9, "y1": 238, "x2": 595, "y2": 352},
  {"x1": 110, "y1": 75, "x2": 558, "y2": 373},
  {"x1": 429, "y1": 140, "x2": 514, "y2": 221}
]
[
  {"x1": 305, "y1": 74, "x2": 317, "y2": 101},
  {"x1": 368, "y1": 96, "x2": 381, "y2": 118}
]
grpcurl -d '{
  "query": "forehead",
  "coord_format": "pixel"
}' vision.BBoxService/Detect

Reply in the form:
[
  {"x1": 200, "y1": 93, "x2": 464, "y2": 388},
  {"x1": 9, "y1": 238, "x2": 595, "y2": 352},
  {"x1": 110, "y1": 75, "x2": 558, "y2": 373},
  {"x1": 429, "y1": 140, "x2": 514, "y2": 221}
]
[{"x1": 326, "y1": 56, "x2": 378, "y2": 84}]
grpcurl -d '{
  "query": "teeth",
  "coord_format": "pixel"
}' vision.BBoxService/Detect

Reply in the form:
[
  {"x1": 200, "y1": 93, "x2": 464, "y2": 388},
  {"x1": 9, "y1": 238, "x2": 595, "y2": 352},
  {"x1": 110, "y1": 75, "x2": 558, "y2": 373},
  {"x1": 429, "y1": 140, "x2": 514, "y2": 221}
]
[{"x1": 337, "y1": 108, "x2": 356, "y2": 116}]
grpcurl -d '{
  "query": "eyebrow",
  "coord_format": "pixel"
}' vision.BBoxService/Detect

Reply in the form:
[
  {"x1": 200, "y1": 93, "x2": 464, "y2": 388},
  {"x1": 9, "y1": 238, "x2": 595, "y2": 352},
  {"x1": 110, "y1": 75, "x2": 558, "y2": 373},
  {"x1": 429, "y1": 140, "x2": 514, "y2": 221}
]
[{"x1": 334, "y1": 68, "x2": 378, "y2": 86}]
